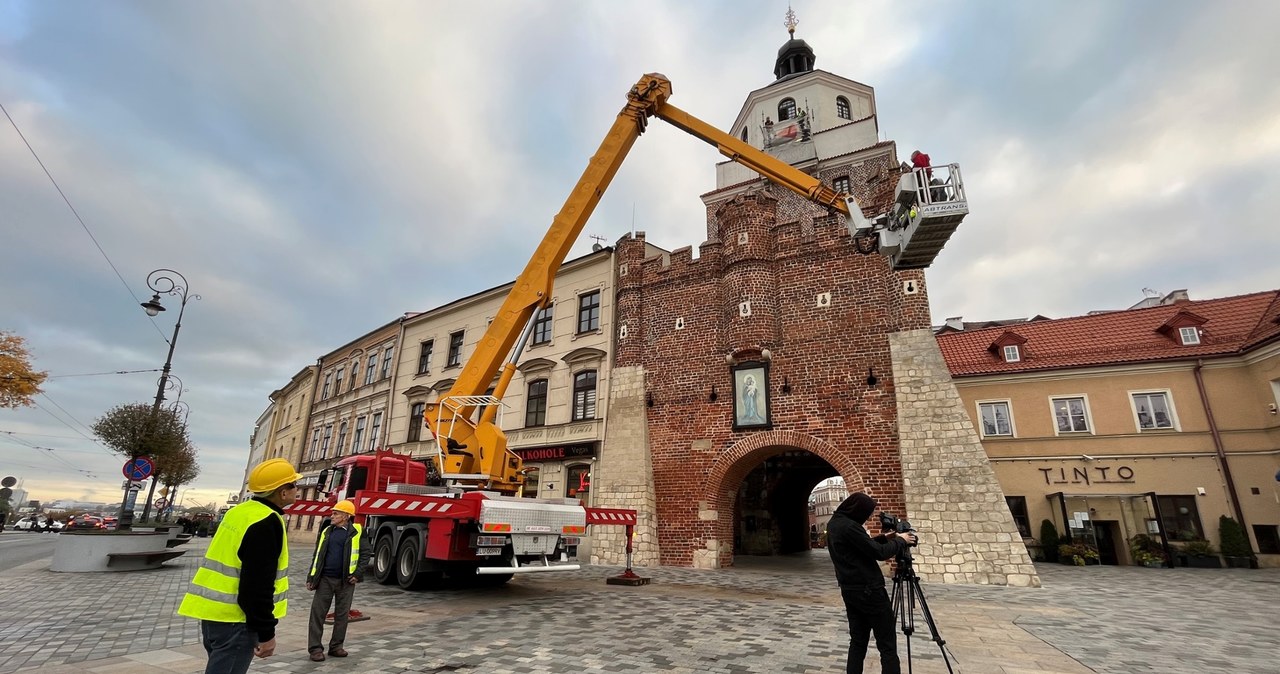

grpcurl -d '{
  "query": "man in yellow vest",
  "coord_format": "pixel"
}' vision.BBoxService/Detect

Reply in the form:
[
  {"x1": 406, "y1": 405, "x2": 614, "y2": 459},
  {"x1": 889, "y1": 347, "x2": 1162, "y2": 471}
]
[
  {"x1": 305, "y1": 499, "x2": 369, "y2": 661},
  {"x1": 178, "y1": 458, "x2": 300, "y2": 674}
]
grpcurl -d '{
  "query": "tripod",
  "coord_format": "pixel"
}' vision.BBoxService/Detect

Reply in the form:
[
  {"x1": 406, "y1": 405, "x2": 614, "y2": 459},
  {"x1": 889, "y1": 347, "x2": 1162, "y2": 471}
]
[{"x1": 888, "y1": 547, "x2": 953, "y2": 674}]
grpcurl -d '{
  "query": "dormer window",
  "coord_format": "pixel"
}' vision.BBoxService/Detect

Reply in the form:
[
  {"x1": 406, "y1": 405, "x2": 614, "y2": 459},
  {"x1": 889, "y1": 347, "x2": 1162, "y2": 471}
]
[
  {"x1": 1178, "y1": 326, "x2": 1200, "y2": 345},
  {"x1": 1156, "y1": 310, "x2": 1208, "y2": 346},
  {"x1": 987, "y1": 330, "x2": 1028, "y2": 364},
  {"x1": 1002, "y1": 345, "x2": 1021, "y2": 362}
]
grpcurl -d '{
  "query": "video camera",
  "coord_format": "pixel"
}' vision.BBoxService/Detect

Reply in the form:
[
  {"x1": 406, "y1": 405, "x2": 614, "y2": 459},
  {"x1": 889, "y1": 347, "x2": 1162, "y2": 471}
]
[{"x1": 878, "y1": 511, "x2": 919, "y2": 547}]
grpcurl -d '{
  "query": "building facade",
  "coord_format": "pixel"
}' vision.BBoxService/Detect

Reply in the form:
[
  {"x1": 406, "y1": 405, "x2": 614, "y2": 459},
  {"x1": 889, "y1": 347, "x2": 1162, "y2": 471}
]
[
  {"x1": 938, "y1": 289, "x2": 1280, "y2": 567},
  {"x1": 240, "y1": 403, "x2": 275, "y2": 503},
  {"x1": 295, "y1": 320, "x2": 401, "y2": 533},
  {"x1": 384, "y1": 248, "x2": 617, "y2": 556},
  {"x1": 264, "y1": 365, "x2": 316, "y2": 469}
]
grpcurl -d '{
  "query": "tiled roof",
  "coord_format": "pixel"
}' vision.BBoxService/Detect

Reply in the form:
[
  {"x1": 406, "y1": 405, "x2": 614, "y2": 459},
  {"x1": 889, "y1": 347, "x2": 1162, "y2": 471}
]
[{"x1": 936, "y1": 290, "x2": 1280, "y2": 376}]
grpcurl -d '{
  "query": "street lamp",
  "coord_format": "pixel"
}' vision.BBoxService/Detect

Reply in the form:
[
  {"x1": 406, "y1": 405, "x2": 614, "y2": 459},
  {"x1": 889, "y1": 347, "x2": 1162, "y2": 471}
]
[{"x1": 118, "y1": 269, "x2": 200, "y2": 528}]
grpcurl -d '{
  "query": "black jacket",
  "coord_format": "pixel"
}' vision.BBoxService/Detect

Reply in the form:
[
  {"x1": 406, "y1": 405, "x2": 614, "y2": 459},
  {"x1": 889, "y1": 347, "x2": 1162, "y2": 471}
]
[
  {"x1": 237, "y1": 498, "x2": 286, "y2": 643},
  {"x1": 828, "y1": 511, "x2": 907, "y2": 588},
  {"x1": 305, "y1": 521, "x2": 370, "y2": 585}
]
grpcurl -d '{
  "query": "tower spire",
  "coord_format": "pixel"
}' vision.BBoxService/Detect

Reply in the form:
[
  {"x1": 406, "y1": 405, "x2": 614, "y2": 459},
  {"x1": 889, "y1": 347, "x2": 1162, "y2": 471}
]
[{"x1": 784, "y1": 5, "x2": 798, "y2": 37}]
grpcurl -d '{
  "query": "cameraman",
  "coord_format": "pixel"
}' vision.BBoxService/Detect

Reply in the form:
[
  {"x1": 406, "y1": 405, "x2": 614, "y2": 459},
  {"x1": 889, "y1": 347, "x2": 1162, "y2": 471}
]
[{"x1": 827, "y1": 492, "x2": 917, "y2": 674}]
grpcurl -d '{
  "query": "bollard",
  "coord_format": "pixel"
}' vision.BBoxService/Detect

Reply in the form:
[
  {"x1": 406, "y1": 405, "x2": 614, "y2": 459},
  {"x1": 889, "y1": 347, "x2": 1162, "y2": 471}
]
[{"x1": 607, "y1": 524, "x2": 650, "y2": 586}]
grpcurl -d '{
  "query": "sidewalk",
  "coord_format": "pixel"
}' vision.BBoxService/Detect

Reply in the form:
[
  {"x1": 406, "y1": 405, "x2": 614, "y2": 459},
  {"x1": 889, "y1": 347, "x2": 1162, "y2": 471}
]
[{"x1": 1, "y1": 540, "x2": 1276, "y2": 673}]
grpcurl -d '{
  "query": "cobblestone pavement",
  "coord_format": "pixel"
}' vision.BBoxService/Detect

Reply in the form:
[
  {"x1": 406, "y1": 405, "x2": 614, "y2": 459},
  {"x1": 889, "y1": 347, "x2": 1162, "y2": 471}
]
[{"x1": 1, "y1": 538, "x2": 1276, "y2": 673}]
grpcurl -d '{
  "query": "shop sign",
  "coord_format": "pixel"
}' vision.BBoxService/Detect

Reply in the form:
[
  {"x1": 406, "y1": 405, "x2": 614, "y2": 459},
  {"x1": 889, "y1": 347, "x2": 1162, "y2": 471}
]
[
  {"x1": 1038, "y1": 464, "x2": 1135, "y2": 486},
  {"x1": 514, "y1": 443, "x2": 596, "y2": 462}
]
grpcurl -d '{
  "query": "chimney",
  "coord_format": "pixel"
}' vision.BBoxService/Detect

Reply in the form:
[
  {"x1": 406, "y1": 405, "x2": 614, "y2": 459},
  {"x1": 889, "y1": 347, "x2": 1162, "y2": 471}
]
[
  {"x1": 1162, "y1": 289, "x2": 1190, "y2": 305},
  {"x1": 945, "y1": 316, "x2": 964, "y2": 331}
]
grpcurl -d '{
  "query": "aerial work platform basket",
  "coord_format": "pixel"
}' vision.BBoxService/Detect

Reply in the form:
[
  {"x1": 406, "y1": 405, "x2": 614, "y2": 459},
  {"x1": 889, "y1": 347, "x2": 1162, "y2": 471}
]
[{"x1": 876, "y1": 163, "x2": 969, "y2": 270}]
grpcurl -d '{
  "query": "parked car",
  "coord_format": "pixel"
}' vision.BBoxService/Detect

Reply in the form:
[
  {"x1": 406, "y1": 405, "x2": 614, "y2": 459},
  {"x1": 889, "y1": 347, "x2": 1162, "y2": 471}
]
[
  {"x1": 101, "y1": 515, "x2": 119, "y2": 531},
  {"x1": 13, "y1": 516, "x2": 41, "y2": 531},
  {"x1": 65, "y1": 515, "x2": 105, "y2": 531}
]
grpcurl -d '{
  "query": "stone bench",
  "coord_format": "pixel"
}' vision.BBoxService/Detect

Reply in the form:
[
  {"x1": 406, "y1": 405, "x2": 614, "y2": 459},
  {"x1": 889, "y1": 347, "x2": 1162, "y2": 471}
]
[{"x1": 107, "y1": 549, "x2": 187, "y2": 570}]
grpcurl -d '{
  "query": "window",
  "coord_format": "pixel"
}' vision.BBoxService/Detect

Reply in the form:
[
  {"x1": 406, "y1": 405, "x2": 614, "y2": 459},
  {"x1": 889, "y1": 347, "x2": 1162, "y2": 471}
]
[
  {"x1": 521, "y1": 469, "x2": 540, "y2": 499},
  {"x1": 348, "y1": 362, "x2": 358, "y2": 390},
  {"x1": 532, "y1": 306, "x2": 553, "y2": 345},
  {"x1": 321, "y1": 373, "x2": 332, "y2": 399},
  {"x1": 1003, "y1": 345, "x2": 1021, "y2": 362},
  {"x1": 365, "y1": 352, "x2": 378, "y2": 385},
  {"x1": 1051, "y1": 396, "x2": 1090, "y2": 433},
  {"x1": 836, "y1": 96, "x2": 851, "y2": 120},
  {"x1": 1157, "y1": 495, "x2": 1204, "y2": 541},
  {"x1": 577, "y1": 291, "x2": 601, "y2": 333},
  {"x1": 351, "y1": 416, "x2": 366, "y2": 454},
  {"x1": 833, "y1": 176, "x2": 850, "y2": 194},
  {"x1": 1253, "y1": 525, "x2": 1280, "y2": 555},
  {"x1": 566, "y1": 464, "x2": 591, "y2": 500},
  {"x1": 447, "y1": 331, "x2": 464, "y2": 367},
  {"x1": 1005, "y1": 496, "x2": 1031, "y2": 538},
  {"x1": 407, "y1": 403, "x2": 425, "y2": 443},
  {"x1": 309, "y1": 428, "x2": 322, "y2": 461},
  {"x1": 740, "y1": 128, "x2": 748, "y2": 142},
  {"x1": 1132, "y1": 391, "x2": 1175, "y2": 430},
  {"x1": 978, "y1": 401, "x2": 1013, "y2": 437},
  {"x1": 320, "y1": 424, "x2": 333, "y2": 459},
  {"x1": 334, "y1": 367, "x2": 344, "y2": 394},
  {"x1": 368, "y1": 412, "x2": 383, "y2": 452},
  {"x1": 381, "y1": 347, "x2": 394, "y2": 379},
  {"x1": 778, "y1": 97, "x2": 797, "y2": 121},
  {"x1": 1178, "y1": 326, "x2": 1200, "y2": 345},
  {"x1": 572, "y1": 370, "x2": 597, "y2": 421},
  {"x1": 335, "y1": 421, "x2": 348, "y2": 458},
  {"x1": 417, "y1": 340, "x2": 433, "y2": 374},
  {"x1": 526, "y1": 379, "x2": 548, "y2": 427}
]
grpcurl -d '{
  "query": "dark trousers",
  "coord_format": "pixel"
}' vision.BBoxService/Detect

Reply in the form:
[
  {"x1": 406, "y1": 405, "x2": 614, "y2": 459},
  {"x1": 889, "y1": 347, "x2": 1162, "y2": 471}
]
[
  {"x1": 308, "y1": 576, "x2": 355, "y2": 653},
  {"x1": 199, "y1": 620, "x2": 256, "y2": 674},
  {"x1": 841, "y1": 584, "x2": 900, "y2": 674}
]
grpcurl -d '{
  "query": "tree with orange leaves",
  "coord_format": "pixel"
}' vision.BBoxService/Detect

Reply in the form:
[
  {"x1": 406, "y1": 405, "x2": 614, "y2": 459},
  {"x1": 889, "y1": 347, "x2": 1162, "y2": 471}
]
[{"x1": 0, "y1": 331, "x2": 47, "y2": 409}]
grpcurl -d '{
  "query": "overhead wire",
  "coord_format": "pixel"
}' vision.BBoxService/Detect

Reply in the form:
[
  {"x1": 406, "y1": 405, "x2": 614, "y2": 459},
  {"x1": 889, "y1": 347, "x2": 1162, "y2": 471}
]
[
  {"x1": 0, "y1": 434, "x2": 101, "y2": 479},
  {"x1": 0, "y1": 100, "x2": 168, "y2": 342}
]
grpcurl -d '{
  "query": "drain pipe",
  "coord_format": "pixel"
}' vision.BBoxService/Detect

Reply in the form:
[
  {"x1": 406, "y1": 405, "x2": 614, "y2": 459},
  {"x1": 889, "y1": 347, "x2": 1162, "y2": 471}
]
[{"x1": 1193, "y1": 360, "x2": 1249, "y2": 534}]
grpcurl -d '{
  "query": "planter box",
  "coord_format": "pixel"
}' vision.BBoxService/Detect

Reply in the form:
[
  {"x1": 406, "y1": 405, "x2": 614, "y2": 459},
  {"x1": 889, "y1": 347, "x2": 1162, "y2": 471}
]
[
  {"x1": 1224, "y1": 556, "x2": 1253, "y2": 569},
  {"x1": 51, "y1": 531, "x2": 173, "y2": 572},
  {"x1": 1178, "y1": 553, "x2": 1223, "y2": 569}
]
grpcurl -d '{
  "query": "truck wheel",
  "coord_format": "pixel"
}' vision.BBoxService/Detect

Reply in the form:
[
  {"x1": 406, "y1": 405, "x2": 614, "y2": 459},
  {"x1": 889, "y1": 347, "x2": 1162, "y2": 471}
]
[
  {"x1": 372, "y1": 534, "x2": 396, "y2": 585},
  {"x1": 396, "y1": 536, "x2": 441, "y2": 590}
]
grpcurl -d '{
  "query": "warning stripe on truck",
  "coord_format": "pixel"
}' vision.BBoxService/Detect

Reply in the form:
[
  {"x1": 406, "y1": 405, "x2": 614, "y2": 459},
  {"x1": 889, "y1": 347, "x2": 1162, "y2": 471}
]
[
  {"x1": 584, "y1": 507, "x2": 638, "y2": 526},
  {"x1": 283, "y1": 496, "x2": 479, "y2": 518}
]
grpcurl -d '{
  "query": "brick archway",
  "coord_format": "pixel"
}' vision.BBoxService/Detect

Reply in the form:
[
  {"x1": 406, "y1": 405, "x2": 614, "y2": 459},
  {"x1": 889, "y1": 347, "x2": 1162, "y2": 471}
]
[{"x1": 703, "y1": 430, "x2": 866, "y2": 567}]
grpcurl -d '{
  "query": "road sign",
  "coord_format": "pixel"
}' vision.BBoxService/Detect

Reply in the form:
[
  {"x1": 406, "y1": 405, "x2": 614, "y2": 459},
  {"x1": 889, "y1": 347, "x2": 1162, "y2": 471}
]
[
  {"x1": 123, "y1": 457, "x2": 154, "y2": 481},
  {"x1": 1, "y1": 476, "x2": 16, "y2": 488},
  {"x1": 155, "y1": 498, "x2": 168, "y2": 509}
]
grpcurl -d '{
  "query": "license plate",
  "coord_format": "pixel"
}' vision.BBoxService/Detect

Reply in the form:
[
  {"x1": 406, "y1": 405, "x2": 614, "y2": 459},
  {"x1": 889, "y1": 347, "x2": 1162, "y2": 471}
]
[
  {"x1": 525, "y1": 525, "x2": 552, "y2": 533},
  {"x1": 476, "y1": 547, "x2": 503, "y2": 556}
]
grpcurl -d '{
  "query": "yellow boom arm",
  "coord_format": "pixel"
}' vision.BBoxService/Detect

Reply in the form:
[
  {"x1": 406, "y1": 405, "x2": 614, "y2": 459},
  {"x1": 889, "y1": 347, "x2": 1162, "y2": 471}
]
[{"x1": 422, "y1": 73, "x2": 869, "y2": 493}]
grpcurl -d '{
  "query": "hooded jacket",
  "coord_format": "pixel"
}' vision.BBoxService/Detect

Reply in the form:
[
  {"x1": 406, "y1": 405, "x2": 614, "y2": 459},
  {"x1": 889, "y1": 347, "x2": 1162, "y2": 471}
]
[{"x1": 827, "y1": 493, "x2": 907, "y2": 587}]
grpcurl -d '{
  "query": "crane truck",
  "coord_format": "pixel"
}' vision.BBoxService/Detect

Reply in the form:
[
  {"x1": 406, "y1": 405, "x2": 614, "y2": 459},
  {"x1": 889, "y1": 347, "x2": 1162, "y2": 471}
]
[{"x1": 283, "y1": 73, "x2": 967, "y2": 589}]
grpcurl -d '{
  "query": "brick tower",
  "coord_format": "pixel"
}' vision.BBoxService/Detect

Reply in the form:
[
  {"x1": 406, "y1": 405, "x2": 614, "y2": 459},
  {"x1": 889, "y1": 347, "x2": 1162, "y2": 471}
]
[{"x1": 592, "y1": 24, "x2": 1037, "y2": 586}]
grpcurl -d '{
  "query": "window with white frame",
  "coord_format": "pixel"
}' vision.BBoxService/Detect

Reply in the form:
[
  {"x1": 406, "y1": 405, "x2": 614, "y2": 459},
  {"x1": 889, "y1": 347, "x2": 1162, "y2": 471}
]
[
  {"x1": 335, "y1": 421, "x2": 348, "y2": 458},
  {"x1": 532, "y1": 306, "x2": 553, "y2": 345},
  {"x1": 309, "y1": 428, "x2": 322, "y2": 461},
  {"x1": 778, "y1": 97, "x2": 797, "y2": 121},
  {"x1": 833, "y1": 176, "x2": 850, "y2": 194},
  {"x1": 1002, "y1": 345, "x2": 1021, "y2": 362},
  {"x1": 577, "y1": 291, "x2": 600, "y2": 334},
  {"x1": 1178, "y1": 326, "x2": 1200, "y2": 345},
  {"x1": 368, "y1": 412, "x2": 383, "y2": 451},
  {"x1": 836, "y1": 96, "x2": 851, "y2": 120},
  {"x1": 351, "y1": 416, "x2": 366, "y2": 454},
  {"x1": 447, "y1": 331, "x2": 464, "y2": 367},
  {"x1": 1051, "y1": 396, "x2": 1090, "y2": 433},
  {"x1": 364, "y1": 352, "x2": 378, "y2": 385},
  {"x1": 526, "y1": 379, "x2": 548, "y2": 427},
  {"x1": 381, "y1": 347, "x2": 394, "y2": 379},
  {"x1": 1132, "y1": 391, "x2": 1175, "y2": 430},
  {"x1": 320, "y1": 424, "x2": 332, "y2": 458},
  {"x1": 572, "y1": 370, "x2": 597, "y2": 421},
  {"x1": 978, "y1": 401, "x2": 1013, "y2": 437}
]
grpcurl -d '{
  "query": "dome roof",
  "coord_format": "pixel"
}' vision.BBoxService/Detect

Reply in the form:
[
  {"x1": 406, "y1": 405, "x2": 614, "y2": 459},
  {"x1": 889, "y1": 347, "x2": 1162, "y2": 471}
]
[{"x1": 774, "y1": 37, "x2": 816, "y2": 80}]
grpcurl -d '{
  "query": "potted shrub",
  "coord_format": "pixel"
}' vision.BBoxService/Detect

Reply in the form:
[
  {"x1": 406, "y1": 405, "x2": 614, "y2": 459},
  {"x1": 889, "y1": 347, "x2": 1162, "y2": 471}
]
[
  {"x1": 1218, "y1": 516, "x2": 1255, "y2": 569},
  {"x1": 1039, "y1": 520, "x2": 1060, "y2": 563},
  {"x1": 1179, "y1": 540, "x2": 1222, "y2": 568},
  {"x1": 1129, "y1": 534, "x2": 1167, "y2": 568},
  {"x1": 1058, "y1": 542, "x2": 1100, "y2": 566}
]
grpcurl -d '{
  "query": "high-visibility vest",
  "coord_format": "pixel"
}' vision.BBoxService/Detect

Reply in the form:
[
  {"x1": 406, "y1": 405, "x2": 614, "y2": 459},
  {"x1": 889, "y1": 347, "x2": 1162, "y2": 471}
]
[
  {"x1": 309, "y1": 522, "x2": 363, "y2": 577},
  {"x1": 177, "y1": 500, "x2": 288, "y2": 622}
]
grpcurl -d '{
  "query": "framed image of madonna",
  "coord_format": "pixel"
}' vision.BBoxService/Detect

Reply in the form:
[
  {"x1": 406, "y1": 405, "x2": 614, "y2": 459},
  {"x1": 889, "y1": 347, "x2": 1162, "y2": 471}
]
[{"x1": 731, "y1": 362, "x2": 771, "y2": 430}]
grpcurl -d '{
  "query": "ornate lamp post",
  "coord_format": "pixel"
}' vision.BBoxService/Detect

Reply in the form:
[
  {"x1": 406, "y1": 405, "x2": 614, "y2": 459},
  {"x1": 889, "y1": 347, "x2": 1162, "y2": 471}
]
[{"x1": 119, "y1": 269, "x2": 199, "y2": 528}]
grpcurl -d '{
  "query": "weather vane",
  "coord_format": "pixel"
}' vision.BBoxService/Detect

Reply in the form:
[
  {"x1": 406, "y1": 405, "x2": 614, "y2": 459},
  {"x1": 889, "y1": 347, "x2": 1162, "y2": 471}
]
[{"x1": 785, "y1": 5, "x2": 798, "y2": 37}]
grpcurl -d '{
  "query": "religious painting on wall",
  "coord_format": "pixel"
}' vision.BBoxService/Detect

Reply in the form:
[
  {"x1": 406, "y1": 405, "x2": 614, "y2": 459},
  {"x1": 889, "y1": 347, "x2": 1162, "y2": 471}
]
[{"x1": 732, "y1": 362, "x2": 771, "y2": 430}]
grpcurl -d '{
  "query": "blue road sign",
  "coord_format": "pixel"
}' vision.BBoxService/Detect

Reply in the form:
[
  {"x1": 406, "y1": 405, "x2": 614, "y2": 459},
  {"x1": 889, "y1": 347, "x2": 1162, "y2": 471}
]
[{"x1": 123, "y1": 457, "x2": 154, "y2": 481}]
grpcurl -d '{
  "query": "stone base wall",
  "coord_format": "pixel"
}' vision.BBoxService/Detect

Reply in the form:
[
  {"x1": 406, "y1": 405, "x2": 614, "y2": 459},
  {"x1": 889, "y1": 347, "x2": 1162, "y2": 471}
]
[
  {"x1": 593, "y1": 365, "x2": 659, "y2": 566},
  {"x1": 889, "y1": 329, "x2": 1041, "y2": 587}
]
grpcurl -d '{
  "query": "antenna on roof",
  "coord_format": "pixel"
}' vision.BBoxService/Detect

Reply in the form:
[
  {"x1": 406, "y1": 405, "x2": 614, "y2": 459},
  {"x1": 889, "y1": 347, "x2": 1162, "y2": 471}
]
[{"x1": 590, "y1": 235, "x2": 606, "y2": 252}]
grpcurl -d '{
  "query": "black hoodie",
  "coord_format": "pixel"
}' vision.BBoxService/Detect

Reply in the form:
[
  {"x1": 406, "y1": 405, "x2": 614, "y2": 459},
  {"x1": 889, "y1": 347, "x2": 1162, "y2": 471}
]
[{"x1": 827, "y1": 493, "x2": 907, "y2": 587}]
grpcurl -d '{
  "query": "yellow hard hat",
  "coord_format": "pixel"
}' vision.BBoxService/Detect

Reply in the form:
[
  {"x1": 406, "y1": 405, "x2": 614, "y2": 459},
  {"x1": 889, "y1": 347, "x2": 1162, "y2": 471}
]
[
  {"x1": 333, "y1": 500, "x2": 356, "y2": 515},
  {"x1": 247, "y1": 458, "x2": 302, "y2": 493}
]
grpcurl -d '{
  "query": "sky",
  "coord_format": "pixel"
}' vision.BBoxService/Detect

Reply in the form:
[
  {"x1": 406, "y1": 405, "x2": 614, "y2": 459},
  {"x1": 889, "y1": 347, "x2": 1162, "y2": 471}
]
[{"x1": 1, "y1": 1, "x2": 1277, "y2": 508}]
